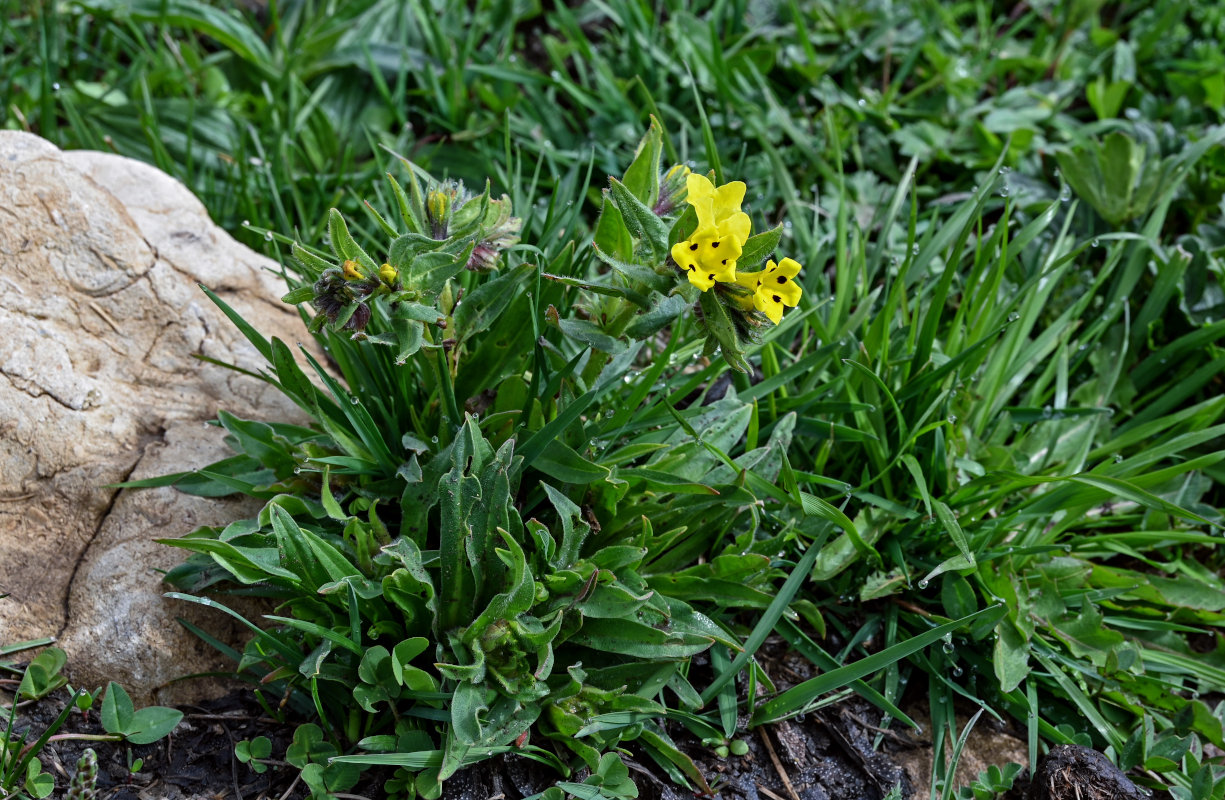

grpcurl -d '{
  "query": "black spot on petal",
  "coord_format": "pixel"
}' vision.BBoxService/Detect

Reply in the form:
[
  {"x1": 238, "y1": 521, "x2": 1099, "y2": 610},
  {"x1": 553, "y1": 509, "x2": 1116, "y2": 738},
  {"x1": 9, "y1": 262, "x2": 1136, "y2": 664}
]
[
  {"x1": 756, "y1": 281, "x2": 761, "y2": 287},
  {"x1": 777, "y1": 276, "x2": 787, "y2": 284},
  {"x1": 690, "y1": 243, "x2": 698, "y2": 251},
  {"x1": 711, "y1": 241, "x2": 719, "y2": 248},
  {"x1": 721, "y1": 259, "x2": 727, "y2": 265},
  {"x1": 708, "y1": 274, "x2": 715, "y2": 280},
  {"x1": 773, "y1": 295, "x2": 781, "y2": 303}
]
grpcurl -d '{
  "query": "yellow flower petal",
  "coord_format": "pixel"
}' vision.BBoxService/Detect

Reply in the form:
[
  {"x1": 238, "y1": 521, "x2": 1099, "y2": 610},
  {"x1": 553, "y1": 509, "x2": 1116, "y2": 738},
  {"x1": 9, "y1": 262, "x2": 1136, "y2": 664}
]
[
  {"x1": 754, "y1": 294, "x2": 786, "y2": 325},
  {"x1": 722, "y1": 211, "x2": 751, "y2": 245},
  {"x1": 686, "y1": 173, "x2": 715, "y2": 204},
  {"x1": 671, "y1": 240, "x2": 700, "y2": 275},
  {"x1": 734, "y1": 257, "x2": 803, "y2": 324},
  {"x1": 712, "y1": 181, "x2": 746, "y2": 223},
  {"x1": 764, "y1": 257, "x2": 802, "y2": 279},
  {"x1": 673, "y1": 225, "x2": 741, "y2": 290}
]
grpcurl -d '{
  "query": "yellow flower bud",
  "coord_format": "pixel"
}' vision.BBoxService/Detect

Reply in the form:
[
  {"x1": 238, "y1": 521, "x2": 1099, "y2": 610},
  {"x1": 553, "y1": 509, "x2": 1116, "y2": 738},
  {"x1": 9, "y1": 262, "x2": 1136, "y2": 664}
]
[
  {"x1": 378, "y1": 262, "x2": 398, "y2": 284},
  {"x1": 342, "y1": 260, "x2": 365, "y2": 281},
  {"x1": 427, "y1": 190, "x2": 449, "y2": 225}
]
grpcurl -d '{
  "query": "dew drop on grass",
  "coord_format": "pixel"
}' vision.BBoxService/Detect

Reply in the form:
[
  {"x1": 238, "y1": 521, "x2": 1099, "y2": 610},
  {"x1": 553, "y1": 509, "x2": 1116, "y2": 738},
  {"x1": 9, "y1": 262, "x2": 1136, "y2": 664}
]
[
  {"x1": 1091, "y1": 238, "x2": 1100, "y2": 247},
  {"x1": 430, "y1": 436, "x2": 439, "y2": 444},
  {"x1": 1007, "y1": 312, "x2": 1020, "y2": 322},
  {"x1": 242, "y1": 220, "x2": 251, "y2": 227},
  {"x1": 947, "y1": 415, "x2": 957, "y2": 424},
  {"x1": 857, "y1": 98, "x2": 866, "y2": 108},
  {"x1": 952, "y1": 666, "x2": 964, "y2": 677},
  {"x1": 264, "y1": 231, "x2": 274, "y2": 241},
  {"x1": 52, "y1": 82, "x2": 60, "y2": 91},
  {"x1": 1113, "y1": 453, "x2": 1123, "y2": 463},
  {"x1": 293, "y1": 466, "x2": 301, "y2": 475},
  {"x1": 1060, "y1": 185, "x2": 1072, "y2": 202},
  {"x1": 350, "y1": 396, "x2": 360, "y2": 405},
  {"x1": 917, "y1": 579, "x2": 929, "y2": 590},
  {"x1": 912, "y1": 244, "x2": 920, "y2": 255}
]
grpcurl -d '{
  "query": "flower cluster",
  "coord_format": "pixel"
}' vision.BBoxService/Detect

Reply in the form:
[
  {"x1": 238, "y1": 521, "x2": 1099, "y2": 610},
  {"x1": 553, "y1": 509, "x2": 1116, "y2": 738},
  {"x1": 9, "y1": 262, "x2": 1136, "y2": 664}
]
[{"x1": 669, "y1": 174, "x2": 803, "y2": 324}]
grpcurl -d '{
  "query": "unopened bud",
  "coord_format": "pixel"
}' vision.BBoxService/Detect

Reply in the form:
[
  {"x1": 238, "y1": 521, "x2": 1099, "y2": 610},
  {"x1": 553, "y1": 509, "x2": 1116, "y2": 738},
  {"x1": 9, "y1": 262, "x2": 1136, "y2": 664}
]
[
  {"x1": 342, "y1": 260, "x2": 365, "y2": 281},
  {"x1": 654, "y1": 164, "x2": 692, "y2": 216},
  {"x1": 378, "y1": 262, "x2": 398, "y2": 285}
]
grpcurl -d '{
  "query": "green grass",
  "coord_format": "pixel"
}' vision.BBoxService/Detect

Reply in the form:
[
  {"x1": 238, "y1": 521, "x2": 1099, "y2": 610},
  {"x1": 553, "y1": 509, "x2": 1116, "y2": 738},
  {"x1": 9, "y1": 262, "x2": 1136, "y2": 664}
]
[{"x1": 6, "y1": 1, "x2": 1225, "y2": 798}]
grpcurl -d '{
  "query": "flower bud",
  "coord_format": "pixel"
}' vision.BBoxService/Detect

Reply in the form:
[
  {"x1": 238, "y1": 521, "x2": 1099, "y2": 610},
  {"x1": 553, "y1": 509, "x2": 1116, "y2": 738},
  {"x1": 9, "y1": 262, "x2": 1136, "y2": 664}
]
[
  {"x1": 341, "y1": 259, "x2": 365, "y2": 281},
  {"x1": 465, "y1": 196, "x2": 521, "y2": 272},
  {"x1": 426, "y1": 190, "x2": 449, "y2": 234},
  {"x1": 378, "y1": 262, "x2": 398, "y2": 285},
  {"x1": 654, "y1": 163, "x2": 692, "y2": 216}
]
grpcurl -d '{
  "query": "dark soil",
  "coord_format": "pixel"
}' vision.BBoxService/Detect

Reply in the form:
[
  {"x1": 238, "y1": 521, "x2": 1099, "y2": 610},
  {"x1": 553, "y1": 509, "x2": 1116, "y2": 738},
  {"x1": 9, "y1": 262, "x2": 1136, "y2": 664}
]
[
  {"x1": 7, "y1": 686, "x2": 917, "y2": 800},
  {"x1": 8, "y1": 689, "x2": 311, "y2": 800},
  {"x1": 444, "y1": 696, "x2": 912, "y2": 800}
]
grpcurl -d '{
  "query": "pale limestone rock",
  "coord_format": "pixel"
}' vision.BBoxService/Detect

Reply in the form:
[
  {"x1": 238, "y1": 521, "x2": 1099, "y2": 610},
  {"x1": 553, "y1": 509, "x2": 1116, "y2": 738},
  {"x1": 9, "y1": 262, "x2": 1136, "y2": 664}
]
[{"x1": 0, "y1": 131, "x2": 308, "y2": 704}]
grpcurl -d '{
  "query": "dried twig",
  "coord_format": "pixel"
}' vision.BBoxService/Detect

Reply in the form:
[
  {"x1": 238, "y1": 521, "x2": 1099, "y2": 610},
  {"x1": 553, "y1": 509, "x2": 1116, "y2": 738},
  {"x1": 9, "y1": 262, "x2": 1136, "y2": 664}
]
[{"x1": 758, "y1": 728, "x2": 801, "y2": 800}]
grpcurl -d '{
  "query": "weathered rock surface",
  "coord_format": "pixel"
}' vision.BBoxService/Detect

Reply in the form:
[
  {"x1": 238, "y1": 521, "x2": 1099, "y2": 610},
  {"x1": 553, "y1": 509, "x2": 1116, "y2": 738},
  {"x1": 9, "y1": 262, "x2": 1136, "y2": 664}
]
[
  {"x1": 0, "y1": 131, "x2": 306, "y2": 704},
  {"x1": 894, "y1": 702, "x2": 1029, "y2": 800}
]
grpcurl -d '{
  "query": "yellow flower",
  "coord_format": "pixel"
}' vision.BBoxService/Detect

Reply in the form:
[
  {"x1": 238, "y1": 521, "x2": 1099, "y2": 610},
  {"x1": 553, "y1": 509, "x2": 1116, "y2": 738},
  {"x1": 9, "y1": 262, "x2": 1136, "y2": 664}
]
[
  {"x1": 670, "y1": 226, "x2": 742, "y2": 291},
  {"x1": 734, "y1": 258, "x2": 803, "y2": 324},
  {"x1": 685, "y1": 173, "x2": 751, "y2": 243},
  {"x1": 342, "y1": 260, "x2": 366, "y2": 281},
  {"x1": 378, "y1": 262, "x2": 398, "y2": 285},
  {"x1": 670, "y1": 174, "x2": 753, "y2": 291}
]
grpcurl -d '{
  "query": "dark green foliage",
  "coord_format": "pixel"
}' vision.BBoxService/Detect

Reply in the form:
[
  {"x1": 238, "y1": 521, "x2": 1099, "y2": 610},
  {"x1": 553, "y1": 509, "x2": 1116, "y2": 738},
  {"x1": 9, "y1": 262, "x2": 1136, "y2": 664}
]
[{"x1": 9, "y1": 1, "x2": 1225, "y2": 798}]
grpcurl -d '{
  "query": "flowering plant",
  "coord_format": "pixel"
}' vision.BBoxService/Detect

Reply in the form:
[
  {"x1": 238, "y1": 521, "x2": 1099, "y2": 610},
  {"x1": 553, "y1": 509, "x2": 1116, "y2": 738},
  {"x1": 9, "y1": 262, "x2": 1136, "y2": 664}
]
[{"x1": 145, "y1": 123, "x2": 809, "y2": 800}]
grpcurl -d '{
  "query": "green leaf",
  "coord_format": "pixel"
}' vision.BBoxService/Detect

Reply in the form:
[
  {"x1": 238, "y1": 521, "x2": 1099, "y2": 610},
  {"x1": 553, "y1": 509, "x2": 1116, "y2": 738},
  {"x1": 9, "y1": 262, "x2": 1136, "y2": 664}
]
[
  {"x1": 737, "y1": 226, "x2": 783, "y2": 271},
  {"x1": 609, "y1": 177, "x2": 668, "y2": 261},
  {"x1": 621, "y1": 117, "x2": 664, "y2": 209},
  {"x1": 594, "y1": 193, "x2": 634, "y2": 264},
  {"x1": 281, "y1": 286, "x2": 315, "y2": 305},
  {"x1": 123, "y1": 706, "x2": 185, "y2": 745},
  {"x1": 24, "y1": 759, "x2": 54, "y2": 799},
  {"x1": 568, "y1": 617, "x2": 712, "y2": 659},
  {"x1": 328, "y1": 208, "x2": 377, "y2": 273},
  {"x1": 17, "y1": 648, "x2": 68, "y2": 701},
  {"x1": 101, "y1": 681, "x2": 135, "y2": 734},
  {"x1": 76, "y1": 0, "x2": 271, "y2": 66},
  {"x1": 454, "y1": 264, "x2": 531, "y2": 344},
  {"x1": 624, "y1": 293, "x2": 690, "y2": 339},
  {"x1": 751, "y1": 605, "x2": 1006, "y2": 724},
  {"x1": 555, "y1": 317, "x2": 627, "y2": 354},
  {"x1": 994, "y1": 621, "x2": 1031, "y2": 694},
  {"x1": 697, "y1": 290, "x2": 749, "y2": 373}
]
